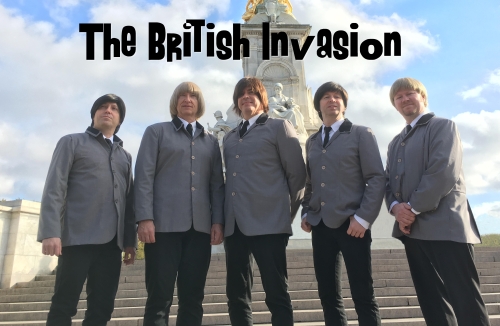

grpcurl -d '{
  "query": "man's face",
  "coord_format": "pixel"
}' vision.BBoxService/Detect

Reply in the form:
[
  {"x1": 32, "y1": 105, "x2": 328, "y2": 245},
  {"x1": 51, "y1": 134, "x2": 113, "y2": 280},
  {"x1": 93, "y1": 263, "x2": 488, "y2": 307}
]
[
  {"x1": 319, "y1": 91, "x2": 346, "y2": 120},
  {"x1": 93, "y1": 102, "x2": 120, "y2": 132},
  {"x1": 238, "y1": 87, "x2": 263, "y2": 119},
  {"x1": 393, "y1": 88, "x2": 426, "y2": 121},
  {"x1": 176, "y1": 92, "x2": 198, "y2": 121}
]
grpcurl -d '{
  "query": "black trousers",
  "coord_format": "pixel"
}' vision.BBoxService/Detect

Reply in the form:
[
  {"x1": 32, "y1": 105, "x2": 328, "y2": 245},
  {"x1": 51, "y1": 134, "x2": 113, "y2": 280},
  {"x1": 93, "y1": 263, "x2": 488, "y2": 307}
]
[
  {"x1": 46, "y1": 237, "x2": 122, "y2": 326},
  {"x1": 143, "y1": 227, "x2": 211, "y2": 326},
  {"x1": 403, "y1": 237, "x2": 490, "y2": 326},
  {"x1": 311, "y1": 219, "x2": 380, "y2": 326},
  {"x1": 224, "y1": 224, "x2": 293, "y2": 326}
]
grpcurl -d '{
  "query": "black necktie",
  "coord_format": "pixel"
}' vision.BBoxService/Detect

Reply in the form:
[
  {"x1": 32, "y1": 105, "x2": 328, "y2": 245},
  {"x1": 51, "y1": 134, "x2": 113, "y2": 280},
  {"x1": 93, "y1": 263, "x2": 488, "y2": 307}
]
[
  {"x1": 240, "y1": 120, "x2": 249, "y2": 138},
  {"x1": 186, "y1": 124, "x2": 193, "y2": 138},
  {"x1": 323, "y1": 126, "x2": 332, "y2": 148},
  {"x1": 105, "y1": 138, "x2": 112, "y2": 148},
  {"x1": 405, "y1": 125, "x2": 412, "y2": 134}
]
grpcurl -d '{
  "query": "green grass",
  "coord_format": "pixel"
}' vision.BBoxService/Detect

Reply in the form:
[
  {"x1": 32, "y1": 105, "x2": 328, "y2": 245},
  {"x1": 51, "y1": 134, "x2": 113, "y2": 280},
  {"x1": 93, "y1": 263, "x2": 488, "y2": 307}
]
[{"x1": 477, "y1": 234, "x2": 500, "y2": 247}]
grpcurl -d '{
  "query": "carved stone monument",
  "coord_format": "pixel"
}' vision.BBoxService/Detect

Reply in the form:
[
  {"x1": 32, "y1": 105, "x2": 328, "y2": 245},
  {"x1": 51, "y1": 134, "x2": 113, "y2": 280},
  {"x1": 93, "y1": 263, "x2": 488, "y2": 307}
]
[{"x1": 240, "y1": 0, "x2": 322, "y2": 137}]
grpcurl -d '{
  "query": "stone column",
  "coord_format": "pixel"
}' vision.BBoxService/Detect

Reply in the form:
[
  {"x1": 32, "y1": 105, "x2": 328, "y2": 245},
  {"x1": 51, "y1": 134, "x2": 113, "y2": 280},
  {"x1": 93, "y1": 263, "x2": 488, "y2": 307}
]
[{"x1": 0, "y1": 200, "x2": 58, "y2": 288}]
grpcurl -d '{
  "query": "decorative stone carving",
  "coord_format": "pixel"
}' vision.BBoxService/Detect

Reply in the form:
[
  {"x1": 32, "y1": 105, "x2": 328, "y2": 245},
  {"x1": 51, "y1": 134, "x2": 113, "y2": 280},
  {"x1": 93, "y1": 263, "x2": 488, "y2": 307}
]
[
  {"x1": 268, "y1": 83, "x2": 307, "y2": 135},
  {"x1": 207, "y1": 111, "x2": 234, "y2": 169}
]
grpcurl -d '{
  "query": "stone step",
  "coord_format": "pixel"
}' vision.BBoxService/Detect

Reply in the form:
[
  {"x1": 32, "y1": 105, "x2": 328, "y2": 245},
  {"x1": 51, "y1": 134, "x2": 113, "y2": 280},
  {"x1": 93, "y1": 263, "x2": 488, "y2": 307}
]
[
  {"x1": 3, "y1": 277, "x2": 500, "y2": 297},
  {"x1": 121, "y1": 253, "x2": 500, "y2": 268},
  {"x1": 1, "y1": 292, "x2": 500, "y2": 316},
  {"x1": 0, "y1": 307, "x2": 499, "y2": 325},
  {"x1": 2, "y1": 291, "x2": 500, "y2": 314},
  {"x1": 102, "y1": 260, "x2": 500, "y2": 274},
  {"x1": 1, "y1": 248, "x2": 498, "y2": 325},
  {"x1": 31, "y1": 263, "x2": 500, "y2": 287},
  {"x1": 0, "y1": 301, "x2": 499, "y2": 322},
  {"x1": 22, "y1": 269, "x2": 500, "y2": 288}
]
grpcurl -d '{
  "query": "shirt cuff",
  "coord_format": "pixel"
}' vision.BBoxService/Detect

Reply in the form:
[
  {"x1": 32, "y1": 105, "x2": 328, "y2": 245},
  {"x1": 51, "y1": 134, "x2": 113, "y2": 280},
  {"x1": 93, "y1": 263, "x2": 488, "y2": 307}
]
[
  {"x1": 408, "y1": 202, "x2": 420, "y2": 215},
  {"x1": 301, "y1": 213, "x2": 307, "y2": 220},
  {"x1": 354, "y1": 214, "x2": 370, "y2": 229},
  {"x1": 389, "y1": 201, "x2": 399, "y2": 216}
]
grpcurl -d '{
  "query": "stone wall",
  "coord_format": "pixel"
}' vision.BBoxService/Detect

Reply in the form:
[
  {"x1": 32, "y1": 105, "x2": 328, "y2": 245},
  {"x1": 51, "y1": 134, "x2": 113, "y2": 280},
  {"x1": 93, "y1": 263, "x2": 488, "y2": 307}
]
[{"x1": 0, "y1": 200, "x2": 58, "y2": 289}]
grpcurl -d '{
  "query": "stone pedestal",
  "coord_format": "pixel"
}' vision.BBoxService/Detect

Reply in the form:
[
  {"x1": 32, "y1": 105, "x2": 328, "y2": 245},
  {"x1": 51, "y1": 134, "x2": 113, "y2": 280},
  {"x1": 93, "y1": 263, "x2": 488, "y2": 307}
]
[
  {"x1": 241, "y1": 21, "x2": 322, "y2": 135},
  {"x1": 0, "y1": 200, "x2": 57, "y2": 288}
]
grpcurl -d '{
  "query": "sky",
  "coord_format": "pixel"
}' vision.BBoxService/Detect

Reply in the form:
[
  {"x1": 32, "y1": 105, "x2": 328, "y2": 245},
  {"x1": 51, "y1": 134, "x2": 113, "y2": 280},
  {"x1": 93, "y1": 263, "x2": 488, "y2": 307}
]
[{"x1": 0, "y1": 0, "x2": 499, "y2": 234}]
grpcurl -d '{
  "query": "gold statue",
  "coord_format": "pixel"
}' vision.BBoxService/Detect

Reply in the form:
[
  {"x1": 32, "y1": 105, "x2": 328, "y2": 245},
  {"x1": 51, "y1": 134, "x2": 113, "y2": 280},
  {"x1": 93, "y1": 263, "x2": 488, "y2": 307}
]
[{"x1": 242, "y1": 0, "x2": 294, "y2": 22}]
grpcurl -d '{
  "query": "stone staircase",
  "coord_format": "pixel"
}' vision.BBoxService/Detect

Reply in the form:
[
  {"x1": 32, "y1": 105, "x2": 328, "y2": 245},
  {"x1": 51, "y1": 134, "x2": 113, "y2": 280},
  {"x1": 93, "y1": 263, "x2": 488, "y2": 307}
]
[{"x1": 0, "y1": 248, "x2": 499, "y2": 325}]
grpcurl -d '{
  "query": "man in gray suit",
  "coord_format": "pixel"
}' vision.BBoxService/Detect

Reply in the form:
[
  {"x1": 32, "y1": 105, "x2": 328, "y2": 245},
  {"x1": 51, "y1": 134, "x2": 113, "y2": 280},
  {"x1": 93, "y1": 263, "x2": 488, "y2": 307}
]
[
  {"x1": 223, "y1": 77, "x2": 306, "y2": 326},
  {"x1": 135, "y1": 81, "x2": 224, "y2": 326},
  {"x1": 301, "y1": 82, "x2": 384, "y2": 326},
  {"x1": 386, "y1": 77, "x2": 490, "y2": 325},
  {"x1": 38, "y1": 94, "x2": 137, "y2": 326}
]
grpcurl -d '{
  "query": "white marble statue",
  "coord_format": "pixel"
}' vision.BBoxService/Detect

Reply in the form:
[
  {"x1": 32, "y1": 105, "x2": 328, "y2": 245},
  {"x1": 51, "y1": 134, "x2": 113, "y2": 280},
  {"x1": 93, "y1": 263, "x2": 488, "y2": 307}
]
[
  {"x1": 207, "y1": 110, "x2": 232, "y2": 148},
  {"x1": 207, "y1": 110, "x2": 233, "y2": 169},
  {"x1": 268, "y1": 83, "x2": 306, "y2": 134}
]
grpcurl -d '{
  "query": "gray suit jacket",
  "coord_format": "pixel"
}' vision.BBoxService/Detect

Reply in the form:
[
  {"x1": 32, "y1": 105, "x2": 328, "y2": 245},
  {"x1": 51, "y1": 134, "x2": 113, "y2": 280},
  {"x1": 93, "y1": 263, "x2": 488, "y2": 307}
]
[
  {"x1": 385, "y1": 113, "x2": 481, "y2": 243},
  {"x1": 134, "y1": 117, "x2": 224, "y2": 234},
  {"x1": 301, "y1": 120, "x2": 385, "y2": 228},
  {"x1": 223, "y1": 114, "x2": 306, "y2": 237},
  {"x1": 38, "y1": 127, "x2": 136, "y2": 250}
]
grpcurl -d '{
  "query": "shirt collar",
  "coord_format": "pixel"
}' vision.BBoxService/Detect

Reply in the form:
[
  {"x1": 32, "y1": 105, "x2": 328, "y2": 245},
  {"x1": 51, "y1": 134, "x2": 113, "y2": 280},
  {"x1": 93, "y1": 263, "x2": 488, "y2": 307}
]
[
  {"x1": 178, "y1": 117, "x2": 197, "y2": 135},
  {"x1": 103, "y1": 134, "x2": 113, "y2": 144},
  {"x1": 408, "y1": 113, "x2": 425, "y2": 129},
  {"x1": 322, "y1": 119, "x2": 344, "y2": 136},
  {"x1": 243, "y1": 113, "x2": 261, "y2": 128}
]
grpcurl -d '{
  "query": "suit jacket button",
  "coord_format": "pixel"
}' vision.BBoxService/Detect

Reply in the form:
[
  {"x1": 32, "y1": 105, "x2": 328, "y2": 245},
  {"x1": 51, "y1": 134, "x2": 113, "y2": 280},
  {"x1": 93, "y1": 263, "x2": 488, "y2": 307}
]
[
  {"x1": 401, "y1": 142, "x2": 405, "y2": 146},
  {"x1": 395, "y1": 193, "x2": 400, "y2": 197},
  {"x1": 233, "y1": 172, "x2": 237, "y2": 176},
  {"x1": 397, "y1": 158, "x2": 402, "y2": 162},
  {"x1": 321, "y1": 202, "x2": 325, "y2": 206},
  {"x1": 191, "y1": 187, "x2": 195, "y2": 191},
  {"x1": 239, "y1": 139, "x2": 242, "y2": 142},
  {"x1": 395, "y1": 175, "x2": 399, "y2": 179},
  {"x1": 191, "y1": 156, "x2": 195, "y2": 159},
  {"x1": 322, "y1": 166, "x2": 326, "y2": 170},
  {"x1": 236, "y1": 155, "x2": 239, "y2": 158},
  {"x1": 232, "y1": 192, "x2": 236, "y2": 196},
  {"x1": 321, "y1": 183, "x2": 325, "y2": 187},
  {"x1": 322, "y1": 150, "x2": 326, "y2": 153}
]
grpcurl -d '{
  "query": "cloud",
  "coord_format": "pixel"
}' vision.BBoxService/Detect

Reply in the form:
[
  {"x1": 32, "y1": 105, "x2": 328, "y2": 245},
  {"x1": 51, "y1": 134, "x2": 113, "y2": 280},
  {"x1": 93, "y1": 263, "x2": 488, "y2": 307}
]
[
  {"x1": 473, "y1": 201, "x2": 500, "y2": 235},
  {"x1": 359, "y1": 0, "x2": 382, "y2": 5},
  {"x1": 458, "y1": 69, "x2": 500, "y2": 102},
  {"x1": 452, "y1": 110, "x2": 500, "y2": 194},
  {"x1": 0, "y1": 0, "x2": 444, "y2": 202},
  {"x1": 0, "y1": 0, "x2": 236, "y2": 200}
]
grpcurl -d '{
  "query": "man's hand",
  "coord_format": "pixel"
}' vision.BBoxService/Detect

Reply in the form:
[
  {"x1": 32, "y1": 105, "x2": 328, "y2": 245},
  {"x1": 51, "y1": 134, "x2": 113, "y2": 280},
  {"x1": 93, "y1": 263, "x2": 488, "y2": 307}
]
[
  {"x1": 301, "y1": 217, "x2": 312, "y2": 233},
  {"x1": 138, "y1": 220, "x2": 156, "y2": 243},
  {"x1": 346, "y1": 215, "x2": 366, "y2": 238},
  {"x1": 392, "y1": 203, "x2": 415, "y2": 235},
  {"x1": 123, "y1": 247, "x2": 136, "y2": 265},
  {"x1": 42, "y1": 238, "x2": 62, "y2": 256},
  {"x1": 399, "y1": 223, "x2": 411, "y2": 235},
  {"x1": 211, "y1": 224, "x2": 224, "y2": 245}
]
